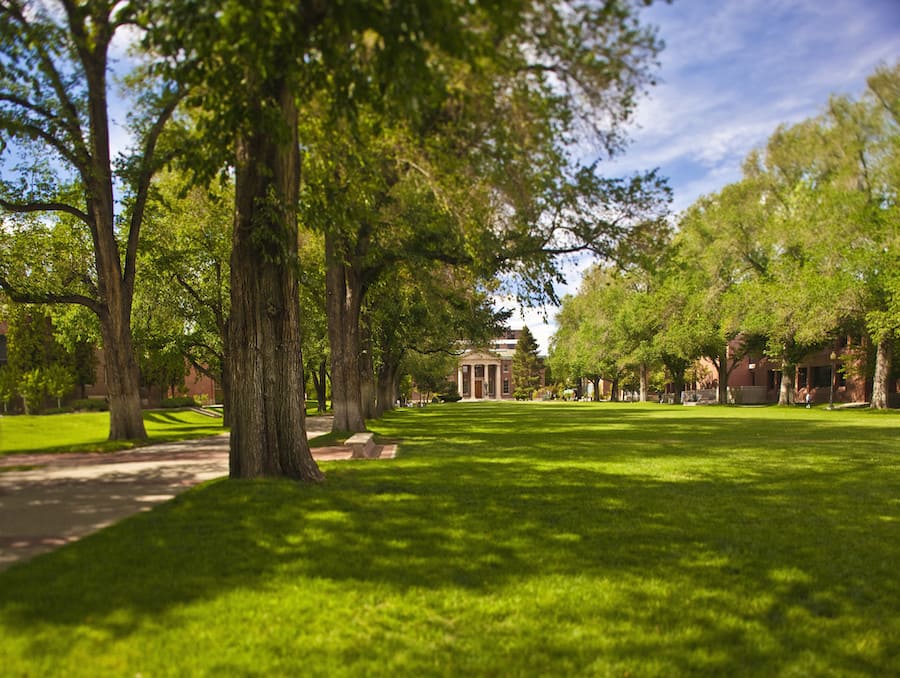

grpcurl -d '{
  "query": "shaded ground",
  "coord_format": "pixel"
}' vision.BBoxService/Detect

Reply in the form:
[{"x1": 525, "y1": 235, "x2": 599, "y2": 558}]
[{"x1": 0, "y1": 416, "x2": 394, "y2": 570}]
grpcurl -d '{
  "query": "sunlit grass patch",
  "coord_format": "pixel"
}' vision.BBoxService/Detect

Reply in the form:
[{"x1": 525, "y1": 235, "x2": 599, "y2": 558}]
[{"x1": 0, "y1": 409, "x2": 226, "y2": 456}]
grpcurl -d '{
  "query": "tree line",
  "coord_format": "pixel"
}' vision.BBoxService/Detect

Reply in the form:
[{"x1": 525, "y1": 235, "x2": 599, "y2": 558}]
[
  {"x1": 549, "y1": 63, "x2": 900, "y2": 409},
  {"x1": 0, "y1": 0, "x2": 670, "y2": 480}
]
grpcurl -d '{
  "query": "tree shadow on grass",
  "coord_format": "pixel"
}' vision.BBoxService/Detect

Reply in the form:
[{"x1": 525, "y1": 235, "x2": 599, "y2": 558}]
[{"x1": 2, "y1": 453, "x2": 898, "y2": 673}]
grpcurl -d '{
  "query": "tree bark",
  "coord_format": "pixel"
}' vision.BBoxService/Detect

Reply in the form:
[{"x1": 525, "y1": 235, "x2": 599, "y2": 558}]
[
  {"x1": 590, "y1": 376, "x2": 601, "y2": 401},
  {"x1": 778, "y1": 364, "x2": 796, "y2": 405},
  {"x1": 227, "y1": 80, "x2": 322, "y2": 481},
  {"x1": 99, "y1": 315, "x2": 147, "y2": 439},
  {"x1": 311, "y1": 359, "x2": 328, "y2": 414},
  {"x1": 325, "y1": 235, "x2": 366, "y2": 432},
  {"x1": 375, "y1": 351, "x2": 402, "y2": 417},
  {"x1": 672, "y1": 374, "x2": 685, "y2": 405},
  {"x1": 713, "y1": 350, "x2": 730, "y2": 405},
  {"x1": 82, "y1": 20, "x2": 148, "y2": 442},
  {"x1": 639, "y1": 363, "x2": 649, "y2": 402},
  {"x1": 609, "y1": 377, "x2": 619, "y2": 401},
  {"x1": 359, "y1": 320, "x2": 376, "y2": 420},
  {"x1": 871, "y1": 336, "x2": 893, "y2": 409}
]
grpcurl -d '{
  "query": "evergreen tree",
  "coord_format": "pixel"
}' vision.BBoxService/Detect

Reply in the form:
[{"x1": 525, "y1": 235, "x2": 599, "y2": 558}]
[{"x1": 512, "y1": 326, "x2": 542, "y2": 400}]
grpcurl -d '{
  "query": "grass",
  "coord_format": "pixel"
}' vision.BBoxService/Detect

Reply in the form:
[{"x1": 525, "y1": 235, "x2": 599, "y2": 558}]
[
  {"x1": 0, "y1": 409, "x2": 227, "y2": 456},
  {"x1": 1, "y1": 401, "x2": 898, "y2": 676}
]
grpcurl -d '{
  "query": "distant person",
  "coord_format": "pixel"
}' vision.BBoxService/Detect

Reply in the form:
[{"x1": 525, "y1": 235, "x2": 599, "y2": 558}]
[{"x1": 806, "y1": 392, "x2": 811, "y2": 409}]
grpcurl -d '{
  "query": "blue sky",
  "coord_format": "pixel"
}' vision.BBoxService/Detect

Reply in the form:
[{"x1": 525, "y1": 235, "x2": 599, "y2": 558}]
[{"x1": 517, "y1": 0, "x2": 900, "y2": 353}]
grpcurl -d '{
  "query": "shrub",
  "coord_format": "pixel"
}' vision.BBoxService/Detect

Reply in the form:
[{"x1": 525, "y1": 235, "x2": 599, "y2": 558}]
[
  {"x1": 71, "y1": 398, "x2": 109, "y2": 412},
  {"x1": 161, "y1": 396, "x2": 198, "y2": 408},
  {"x1": 17, "y1": 369, "x2": 46, "y2": 415}
]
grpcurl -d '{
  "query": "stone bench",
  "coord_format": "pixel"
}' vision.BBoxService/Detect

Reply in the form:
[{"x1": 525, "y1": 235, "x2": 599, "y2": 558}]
[{"x1": 345, "y1": 432, "x2": 377, "y2": 459}]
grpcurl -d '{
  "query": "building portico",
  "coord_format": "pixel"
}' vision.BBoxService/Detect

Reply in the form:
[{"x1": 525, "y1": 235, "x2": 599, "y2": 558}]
[{"x1": 457, "y1": 350, "x2": 509, "y2": 400}]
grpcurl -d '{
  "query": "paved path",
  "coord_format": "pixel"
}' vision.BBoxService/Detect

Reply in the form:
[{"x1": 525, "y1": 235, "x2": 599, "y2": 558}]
[{"x1": 0, "y1": 416, "x2": 391, "y2": 571}]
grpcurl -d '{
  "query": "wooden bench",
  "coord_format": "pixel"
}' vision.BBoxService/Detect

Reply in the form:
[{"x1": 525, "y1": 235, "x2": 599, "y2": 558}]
[{"x1": 345, "y1": 432, "x2": 377, "y2": 459}]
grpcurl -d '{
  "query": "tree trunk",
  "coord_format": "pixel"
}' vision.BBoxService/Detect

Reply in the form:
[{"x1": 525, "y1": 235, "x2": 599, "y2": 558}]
[
  {"x1": 610, "y1": 377, "x2": 619, "y2": 401},
  {"x1": 84, "y1": 39, "x2": 148, "y2": 442},
  {"x1": 227, "y1": 80, "x2": 322, "y2": 481},
  {"x1": 98, "y1": 308, "x2": 147, "y2": 440},
  {"x1": 219, "y1": 363, "x2": 231, "y2": 428},
  {"x1": 639, "y1": 363, "x2": 649, "y2": 402},
  {"x1": 311, "y1": 359, "x2": 328, "y2": 414},
  {"x1": 714, "y1": 352, "x2": 729, "y2": 405},
  {"x1": 671, "y1": 373, "x2": 685, "y2": 405},
  {"x1": 325, "y1": 235, "x2": 366, "y2": 432},
  {"x1": 375, "y1": 353, "x2": 402, "y2": 417},
  {"x1": 359, "y1": 321, "x2": 376, "y2": 420},
  {"x1": 591, "y1": 376, "x2": 601, "y2": 401},
  {"x1": 871, "y1": 336, "x2": 893, "y2": 409},
  {"x1": 778, "y1": 364, "x2": 796, "y2": 405}
]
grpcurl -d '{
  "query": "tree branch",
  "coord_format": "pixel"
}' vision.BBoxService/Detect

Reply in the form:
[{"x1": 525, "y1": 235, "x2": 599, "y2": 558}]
[
  {"x1": 0, "y1": 196, "x2": 91, "y2": 225},
  {"x1": 0, "y1": 0, "x2": 89, "y2": 164},
  {"x1": 0, "y1": 274, "x2": 103, "y2": 315},
  {"x1": 124, "y1": 89, "x2": 185, "y2": 292}
]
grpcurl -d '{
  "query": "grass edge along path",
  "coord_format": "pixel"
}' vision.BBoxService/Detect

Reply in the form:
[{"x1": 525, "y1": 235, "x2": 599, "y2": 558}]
[{"x1": 1, "y1": 401, "x2": 898, "y2": 676}]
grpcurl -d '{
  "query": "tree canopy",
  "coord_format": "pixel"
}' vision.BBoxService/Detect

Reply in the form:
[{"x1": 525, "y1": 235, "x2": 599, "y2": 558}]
[{"x1": 550, "y1": 62, "x2": 900, "y2": 408}]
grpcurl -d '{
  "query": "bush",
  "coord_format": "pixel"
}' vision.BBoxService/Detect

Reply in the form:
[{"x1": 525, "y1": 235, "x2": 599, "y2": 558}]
[
  {"x1": 17, "y1": 369, "x2": 47, "y2": 415},
  {"x1": 44, "y1": 406, "x2": 75, "y2": 415},
  {"x1": 71, "y1": 398, "x2": 109, "y2": 412},
  {"x1": 161, "y1": 396, "x2": 198, "y2": 408}
]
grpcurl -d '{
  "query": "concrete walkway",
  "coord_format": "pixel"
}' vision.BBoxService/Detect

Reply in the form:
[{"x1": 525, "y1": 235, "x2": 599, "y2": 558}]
[{"x1": 0, "y1": 416, "x2": 392, "y2": 571}]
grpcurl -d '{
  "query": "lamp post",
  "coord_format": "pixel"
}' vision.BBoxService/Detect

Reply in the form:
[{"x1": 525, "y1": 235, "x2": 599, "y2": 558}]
[{"x1": 828, "y1": 351, "x2": 837, "y2": 410}]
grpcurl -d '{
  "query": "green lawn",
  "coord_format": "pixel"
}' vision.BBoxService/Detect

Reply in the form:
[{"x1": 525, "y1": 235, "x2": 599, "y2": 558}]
[
  {"x1": 1, "y1": 402, "x2": 898, "y2": 675},
  {"x1": 0, "y1": 409, "x2": 227, "y2": 456}
]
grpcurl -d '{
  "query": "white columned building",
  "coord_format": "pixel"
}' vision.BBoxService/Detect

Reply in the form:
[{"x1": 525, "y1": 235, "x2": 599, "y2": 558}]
[{"x1": 456, "y1": 349, "x2": 512, "y2": 400}]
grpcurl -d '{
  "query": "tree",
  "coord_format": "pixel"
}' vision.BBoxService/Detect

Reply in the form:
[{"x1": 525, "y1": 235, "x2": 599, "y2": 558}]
[
  {"x1": 144, "y1": 0, "x2": 667, "y2": 475},
  {"x1": 297, "y1": 231, "x2": 330, "y2": 416},
  {"x1": 0, "y1": 0, "x2": 182, "y2": 439},
  {"x1": 288, "y1": 1, "x2": 667, "y2": 432},
  {"x1": 4, "y1": 305, "x2": 59, "y2": 376},
  {"x1": 17, "y1": 368, "x2": 45, "y2": 414},
  {"x1": 671, "y1": 181, "x2": 774, "y2": 404},
  {"x1": 404, "y1": 351, "x2": 458, "y2": 404},
  {"x1": 550, "y1": 265, "x2": 641, "y2": 402},
  {"x1": 141, "y1": 170, "x2": 232, "y2": 419},
  {"x1": 145, "y1": 0, "x2": 360, "y2": 479},
  {"x1": 824, "y1": 64, "x2": 900, "y2": 409},
  {"x1": 0, "y1": 365, "x2": 16, "y2": 413},
  {"x1": 43, "y1": 363, "x2": 74, "y2": 409},
  {"x1": 511, "y1": 326, "x2": 542, "y2": 400},
  {"x1": 365, "y1": 260, "x2": 507, "y2": 415}
]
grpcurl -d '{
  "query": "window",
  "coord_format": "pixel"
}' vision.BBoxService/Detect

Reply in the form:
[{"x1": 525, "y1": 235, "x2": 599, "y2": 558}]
[
  {"x1": 797, "y1": 367, "x2": 808, "y2": 389},
  {"x1": 503, "y1": 379, "x2": 510, "y2": 395},
  {"x1": 0, "y1": 334, "x2": 6, "y2": 366},
  {"x1": 461, "y1": 365, "x2": 470, "y2": 396},
  {"x1": 812, "y1": 366, "x2": 832, "y2": 389},
  {"x1": 767, "y1": 370, "x2": 779, "y2": 390}
]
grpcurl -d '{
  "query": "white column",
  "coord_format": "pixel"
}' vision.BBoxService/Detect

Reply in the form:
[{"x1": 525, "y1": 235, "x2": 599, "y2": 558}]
[
  {"x1": 457, "y1": 367, "x2": 463, "y2": 397},
  {"x1": 494, "y1": 364, "x2": 501, "y2": 399}
]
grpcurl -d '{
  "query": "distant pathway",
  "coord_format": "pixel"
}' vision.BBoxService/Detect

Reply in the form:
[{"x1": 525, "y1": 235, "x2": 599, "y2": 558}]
[{"x1": 0, "y1": 416, "x2": 392, "y2": 571}]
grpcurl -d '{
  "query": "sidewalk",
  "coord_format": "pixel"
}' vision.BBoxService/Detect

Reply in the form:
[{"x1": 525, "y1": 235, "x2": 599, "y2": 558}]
[{"x1": 0, "y1": 416, "x2": 392, "y2": 571}]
